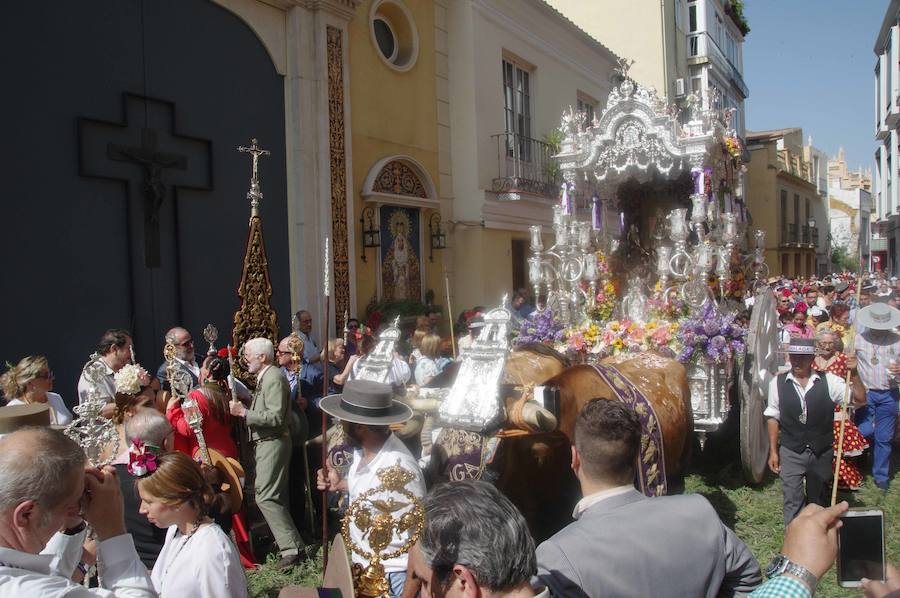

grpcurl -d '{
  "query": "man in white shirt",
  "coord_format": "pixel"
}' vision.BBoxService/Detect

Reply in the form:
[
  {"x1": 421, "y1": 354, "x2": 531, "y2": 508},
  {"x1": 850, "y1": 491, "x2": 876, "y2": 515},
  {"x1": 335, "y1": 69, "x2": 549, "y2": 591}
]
[
  {"x1": 316, "y1": 379, "x2": 424, "y2": 598},
  {"x1": 766, "y1": 337, "x2": 865, "y2": 526},
  {"x1": 77, "y1": 329, "x2": 134, "y2": 420},
  {"x1": 0, "y1": 427, "x2": 155, "y2": 597}
]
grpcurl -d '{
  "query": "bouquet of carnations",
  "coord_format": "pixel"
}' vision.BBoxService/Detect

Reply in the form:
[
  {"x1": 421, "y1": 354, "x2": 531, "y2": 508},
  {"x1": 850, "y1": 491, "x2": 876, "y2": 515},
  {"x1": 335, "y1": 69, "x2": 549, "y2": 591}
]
[
  {"x1": 676, "y1": 302, "x2": 746, "y2": 364},
  {"x1": 588, "y1": 280, "x2": 617, "y2": 322},
  {"x1": 647, "y1": 295, "x2": 688, "y2": 322},
  {"x1": 114, "y1": 363, "x2": 151, "y2": 396}
]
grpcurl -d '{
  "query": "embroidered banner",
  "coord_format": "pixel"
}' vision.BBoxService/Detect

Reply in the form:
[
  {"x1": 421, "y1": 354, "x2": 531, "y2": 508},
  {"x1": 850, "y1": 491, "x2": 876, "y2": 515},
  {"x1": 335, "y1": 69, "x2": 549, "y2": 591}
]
[{"x1": 591, "y1": 363, "x2": 667, "y2": 496}]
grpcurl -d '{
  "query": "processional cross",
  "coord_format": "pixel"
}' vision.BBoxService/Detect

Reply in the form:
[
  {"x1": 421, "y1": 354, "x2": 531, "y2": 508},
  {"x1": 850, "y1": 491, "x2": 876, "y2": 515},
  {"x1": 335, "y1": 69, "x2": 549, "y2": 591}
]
[{"x1": 238, "y1": 138, "x2": 270, "y2": 217}]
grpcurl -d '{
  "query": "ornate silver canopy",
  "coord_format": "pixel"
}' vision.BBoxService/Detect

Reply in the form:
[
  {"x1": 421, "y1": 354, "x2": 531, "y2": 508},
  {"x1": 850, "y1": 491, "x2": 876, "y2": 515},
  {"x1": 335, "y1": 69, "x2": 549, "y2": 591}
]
[
  {"x1": 439, "y1": 297, "x2": 511, "y2": 432},
  {"x1": 555, "y1": 61, "x2": 724, "y2": 186},
  {"x1": 355, "y1": 316, "x2": 402, "y2": 383}
]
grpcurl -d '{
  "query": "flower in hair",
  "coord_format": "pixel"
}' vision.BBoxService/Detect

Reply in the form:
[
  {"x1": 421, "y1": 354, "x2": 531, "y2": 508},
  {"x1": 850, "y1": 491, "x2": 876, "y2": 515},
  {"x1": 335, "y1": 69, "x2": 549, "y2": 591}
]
[
  {"x1": 127, "y1": 438, "x2": 161, "y2": 478},
  {"x1": 217, "y1": 346, "x2": 238, "y2": 359},
  {"x1": 115, "y1": 363, "x2": 150, "y2": 395}
]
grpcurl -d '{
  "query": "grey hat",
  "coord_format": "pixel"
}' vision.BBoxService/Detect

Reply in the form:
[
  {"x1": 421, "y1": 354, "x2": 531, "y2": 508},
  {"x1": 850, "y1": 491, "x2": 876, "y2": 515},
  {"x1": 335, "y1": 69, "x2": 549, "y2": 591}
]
[
  {"x1": 856, "y1": 303, "x2": 900, "y2": 331},
  {"x1": 835, "y1": 282, "x2": 850, "y2": 293},
  {"x1": 319, "y1": 379, "x2": 413, "y2": 425}
]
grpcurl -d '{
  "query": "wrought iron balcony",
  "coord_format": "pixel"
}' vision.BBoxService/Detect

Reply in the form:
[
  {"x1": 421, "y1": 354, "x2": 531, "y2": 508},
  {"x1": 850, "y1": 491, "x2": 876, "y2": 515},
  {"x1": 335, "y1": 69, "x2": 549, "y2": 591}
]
[
  {"x1": 491, "y1": 133, "x2": 559, "y2": 200},
  {"x1": 812, "y1": 226, "x2": 819, "y2": 247},
  {"x1": 802, "y1": 224, "x2": 811, "y2": 245},
  {"x1": 781, "y1": 223, "x2": 798, "y2": 245}
]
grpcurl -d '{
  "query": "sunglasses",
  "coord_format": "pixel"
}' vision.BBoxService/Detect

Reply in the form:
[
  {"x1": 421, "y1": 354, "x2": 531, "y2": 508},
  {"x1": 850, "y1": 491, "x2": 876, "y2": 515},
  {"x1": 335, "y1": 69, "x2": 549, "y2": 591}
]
[{"x1": 35, "y1": 371, "x2": 54, "y2": 380}]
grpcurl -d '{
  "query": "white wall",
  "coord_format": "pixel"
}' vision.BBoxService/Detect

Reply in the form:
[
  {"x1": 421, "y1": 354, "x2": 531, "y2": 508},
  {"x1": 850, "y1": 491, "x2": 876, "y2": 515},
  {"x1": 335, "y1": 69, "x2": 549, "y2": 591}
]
[{"x1": 449, "y1": 0, "x2": 618, "y2": 224}]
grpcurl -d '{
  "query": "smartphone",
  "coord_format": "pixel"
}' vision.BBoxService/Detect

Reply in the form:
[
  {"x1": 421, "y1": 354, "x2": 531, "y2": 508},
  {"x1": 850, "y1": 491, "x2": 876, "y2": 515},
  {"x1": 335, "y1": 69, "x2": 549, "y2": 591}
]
[{"x1": 838, "y1": 509, "x2": 885, "y2": 587}]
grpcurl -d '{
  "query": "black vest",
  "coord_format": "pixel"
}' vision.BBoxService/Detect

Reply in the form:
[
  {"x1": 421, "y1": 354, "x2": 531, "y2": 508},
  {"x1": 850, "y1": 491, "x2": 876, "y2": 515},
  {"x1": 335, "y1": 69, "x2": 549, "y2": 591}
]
[{"x1": 777, "y1": 372, "x2": 834, "y2": 455}]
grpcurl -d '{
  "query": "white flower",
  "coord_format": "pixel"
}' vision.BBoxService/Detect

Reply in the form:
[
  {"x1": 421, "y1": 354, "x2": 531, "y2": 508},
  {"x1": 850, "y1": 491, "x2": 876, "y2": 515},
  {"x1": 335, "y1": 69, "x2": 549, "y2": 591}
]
[{"x1": 115, "y1": 363, "x2": 146, "y2": 395}]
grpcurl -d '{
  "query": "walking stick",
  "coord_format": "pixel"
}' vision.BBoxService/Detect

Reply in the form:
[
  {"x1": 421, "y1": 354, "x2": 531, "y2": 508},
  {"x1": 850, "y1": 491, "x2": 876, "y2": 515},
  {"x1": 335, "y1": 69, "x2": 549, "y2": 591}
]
[
  {"x1": 831, "y1": 274, "x2": 863, "y2": 506},
  {"x1": 444, "y1": 268, "x2": 456, "y2": 359},
  {"x1": 321, "y1": 237, "x2": 331, "y2": 567}
]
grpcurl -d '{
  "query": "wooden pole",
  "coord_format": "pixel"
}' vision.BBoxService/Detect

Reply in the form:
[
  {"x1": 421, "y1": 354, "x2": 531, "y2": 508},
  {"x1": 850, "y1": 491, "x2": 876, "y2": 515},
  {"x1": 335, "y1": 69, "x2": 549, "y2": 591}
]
[
  {"x1": 444, "y1": 269, "x2": 456, "y2": 359},
  {"x1": 831, "y1": 267, "x2": 864, "y2": 506},
  {"x1": 321, "y1": 238, "x2": 331, "y2": 567}
]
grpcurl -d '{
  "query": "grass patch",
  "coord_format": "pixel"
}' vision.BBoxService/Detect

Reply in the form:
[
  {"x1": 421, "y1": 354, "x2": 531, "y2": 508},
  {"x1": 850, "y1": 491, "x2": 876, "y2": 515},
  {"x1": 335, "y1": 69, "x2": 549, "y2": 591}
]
[{"x1": 247, "y1": 550, "x2": 323, "y2": 598}]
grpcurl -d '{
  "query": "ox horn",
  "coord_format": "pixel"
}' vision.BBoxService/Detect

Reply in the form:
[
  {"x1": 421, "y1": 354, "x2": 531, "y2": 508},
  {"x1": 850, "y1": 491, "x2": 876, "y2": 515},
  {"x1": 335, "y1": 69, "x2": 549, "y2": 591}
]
[{"x1": 519, "y1": 401, "x2": 558, "y2": 433}]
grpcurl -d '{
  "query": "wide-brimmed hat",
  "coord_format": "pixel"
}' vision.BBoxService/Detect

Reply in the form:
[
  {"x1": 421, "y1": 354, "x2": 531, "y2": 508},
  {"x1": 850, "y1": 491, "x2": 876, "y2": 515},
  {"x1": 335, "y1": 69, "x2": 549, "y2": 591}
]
[
  {"x1": 857, "y1": 303, "x2": 900, "y2": 331},
  {"x1": 0, "y1": 404, "x2": 51, "y2": 436},
  {"x1": 835, "y1": 281, "x2": 850, "y2": 293},
  {"x1": 320, "y1": 379, "x2": 413, "y2": 425},
  {"x1": 784, "y1": 337, "x2": 817, "y2": 355},
  {"x1": 197, "y1": 447, "x2": 245, "y2": 514}
]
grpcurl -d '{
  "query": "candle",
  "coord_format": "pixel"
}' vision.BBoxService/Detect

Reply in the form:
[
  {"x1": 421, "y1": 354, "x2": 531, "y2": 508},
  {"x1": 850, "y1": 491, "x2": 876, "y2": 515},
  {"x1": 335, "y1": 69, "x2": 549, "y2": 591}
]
[
  {"x1": 619, "y1": 212, "x2": 625, "y2": 235},
  {"x1": 591, "y1": 195, "x2": 602, "y2": 231},
  {"x1": 561, "y1": 183, "x2": 572, "y2": 216},
  {"x1": 716, "y1": 246, "x2": 731, "y2": 278},
  {"x1": 529, "y1": 225, "x2": 543, "y2": 251},
  {"x1": 697, "y1": 242, "x2": 713, "y2": 270},
  {"x1": 692, "y1": 168, "x2": 702, "y2": 195}
]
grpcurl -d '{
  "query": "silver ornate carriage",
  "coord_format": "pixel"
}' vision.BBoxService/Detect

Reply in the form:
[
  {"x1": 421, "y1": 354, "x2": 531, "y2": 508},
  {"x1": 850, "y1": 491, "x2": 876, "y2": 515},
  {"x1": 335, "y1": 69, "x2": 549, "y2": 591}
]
[{"x1": 541, "y1": 61, "x2": 779, "y2": 482}]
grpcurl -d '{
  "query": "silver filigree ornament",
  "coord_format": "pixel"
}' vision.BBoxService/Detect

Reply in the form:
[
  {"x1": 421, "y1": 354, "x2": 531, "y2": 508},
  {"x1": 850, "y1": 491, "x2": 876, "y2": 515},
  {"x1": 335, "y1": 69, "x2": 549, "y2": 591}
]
[
  {"x1": 203, "y1": 324, "x2": 218, "y2": 355},
  {"x1": 65, "y1": 356, "x2": 119, "y2": 466}
]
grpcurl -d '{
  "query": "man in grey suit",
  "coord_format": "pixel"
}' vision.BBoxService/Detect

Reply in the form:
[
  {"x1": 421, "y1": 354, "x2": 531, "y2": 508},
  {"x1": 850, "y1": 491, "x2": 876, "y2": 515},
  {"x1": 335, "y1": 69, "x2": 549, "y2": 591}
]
[
  {"x1": 535, "y1": 399, "x2": 762, "y2": 597},
  {"x1": 230, "y1": 337, "x2": 306, "y2": 568}
]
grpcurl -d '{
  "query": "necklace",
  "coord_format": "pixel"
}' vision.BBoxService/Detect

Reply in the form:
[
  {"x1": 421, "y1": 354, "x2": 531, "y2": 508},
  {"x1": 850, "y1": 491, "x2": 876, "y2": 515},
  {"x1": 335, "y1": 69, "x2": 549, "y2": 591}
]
[{"x1": 160, "y1": 515, "x2": 210, "y2": 593}]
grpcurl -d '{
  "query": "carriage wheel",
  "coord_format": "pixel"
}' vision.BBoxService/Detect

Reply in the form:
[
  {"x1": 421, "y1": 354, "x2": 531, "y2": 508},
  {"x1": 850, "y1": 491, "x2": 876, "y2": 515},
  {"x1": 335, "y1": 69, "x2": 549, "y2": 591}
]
[{"x1": 739, "y1": 287, "x2": 778, "y2": 484}]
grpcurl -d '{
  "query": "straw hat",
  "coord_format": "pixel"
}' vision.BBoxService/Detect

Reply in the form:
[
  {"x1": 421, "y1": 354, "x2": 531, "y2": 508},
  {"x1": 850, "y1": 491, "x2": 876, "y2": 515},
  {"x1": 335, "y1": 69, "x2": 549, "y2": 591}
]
[
  {"x1": 197, "y1": 447, "x2": 245, "y2": 514},
  {"x1": 857, "y1": 303, "x2": 900, "y2": 331},
  {"x1": 0, "y1": 404, "x2": 51, "y2": 436}
]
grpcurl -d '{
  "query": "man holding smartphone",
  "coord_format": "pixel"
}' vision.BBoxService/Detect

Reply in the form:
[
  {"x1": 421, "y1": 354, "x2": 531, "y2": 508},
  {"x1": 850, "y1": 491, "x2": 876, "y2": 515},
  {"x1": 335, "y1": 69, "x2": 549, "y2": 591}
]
[{"x1": 766, "y1": 338, "x2": 866, "y2": 527}]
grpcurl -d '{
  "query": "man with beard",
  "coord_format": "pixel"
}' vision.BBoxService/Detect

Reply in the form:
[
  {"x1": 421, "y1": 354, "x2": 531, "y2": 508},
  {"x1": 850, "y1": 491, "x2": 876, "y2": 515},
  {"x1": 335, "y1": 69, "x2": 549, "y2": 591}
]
[
  {"x1": 155, "y1": 326, "x2": 200, "y2": 392},
  {"x1": 78, "y1": 328, "x2": 144, "y2": 419},
  {"x1": 766, "y1": 338, "x2": 865, "y2": 526},
  {"x1": 230, "y1": 337, "x2": 306, "y2": 568},
  {"x1": 316, "y1": 379, "x2": 424, "y2": 598}
]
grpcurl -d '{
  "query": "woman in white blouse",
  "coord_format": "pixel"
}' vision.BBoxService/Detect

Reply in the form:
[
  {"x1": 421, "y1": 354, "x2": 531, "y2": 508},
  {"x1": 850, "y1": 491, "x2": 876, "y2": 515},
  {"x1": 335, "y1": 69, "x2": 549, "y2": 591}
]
[
  {"x1": 135, "y1": 450, "x2": 248, "y2": 597},
  {"x1": 0, "y1": 355, "x2": 72, "y2": 424}
]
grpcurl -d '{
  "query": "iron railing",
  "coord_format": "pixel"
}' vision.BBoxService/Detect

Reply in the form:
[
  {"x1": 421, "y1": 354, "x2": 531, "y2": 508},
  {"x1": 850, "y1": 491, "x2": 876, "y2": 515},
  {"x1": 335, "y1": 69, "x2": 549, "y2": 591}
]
[{"x1": 491, "y1": 132, "x2": 559, "y2": 199}]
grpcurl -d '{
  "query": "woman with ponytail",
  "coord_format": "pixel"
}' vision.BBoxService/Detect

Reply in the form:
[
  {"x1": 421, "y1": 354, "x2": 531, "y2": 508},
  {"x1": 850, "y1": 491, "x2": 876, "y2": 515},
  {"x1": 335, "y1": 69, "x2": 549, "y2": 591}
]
[
  {"x1": 134, "y1": 450, "x2": 248, "y2": 597},
  {"x1": 0, "y1": 355, "x2": 72, "y2": 424}
]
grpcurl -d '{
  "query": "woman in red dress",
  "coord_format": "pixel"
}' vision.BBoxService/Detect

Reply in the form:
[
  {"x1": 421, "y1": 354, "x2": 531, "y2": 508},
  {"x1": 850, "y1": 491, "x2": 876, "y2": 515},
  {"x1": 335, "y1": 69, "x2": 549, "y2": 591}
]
[
  {"x1": 166, "y1": 355, "x2": 238, "y2": 458},
  {"x1": 813, "y1": 329, "x2": 868, "y2": 490}
]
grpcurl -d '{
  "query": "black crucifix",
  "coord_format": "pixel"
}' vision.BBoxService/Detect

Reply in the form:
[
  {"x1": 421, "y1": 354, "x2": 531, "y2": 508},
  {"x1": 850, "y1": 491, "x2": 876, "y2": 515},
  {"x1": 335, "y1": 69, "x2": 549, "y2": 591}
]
[{"x1": 78, "y1": 93, "x2": 212, "y2": 267}]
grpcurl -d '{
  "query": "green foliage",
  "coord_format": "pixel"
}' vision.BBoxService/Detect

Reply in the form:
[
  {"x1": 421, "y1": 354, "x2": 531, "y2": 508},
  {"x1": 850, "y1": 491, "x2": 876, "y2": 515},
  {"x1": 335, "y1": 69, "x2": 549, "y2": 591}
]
[
  {"x1": 725, "y1": 0, "x2": 750, "y2": 36},
  {"x1": 246, "y1": 551, "x2": 324, "y2": 598},
  {"x1": 544, "y1": 130, "x2": 564, "y2": 184},
  {"x1": 831, "y1": 246, "x2": 858, "y2": 273}
]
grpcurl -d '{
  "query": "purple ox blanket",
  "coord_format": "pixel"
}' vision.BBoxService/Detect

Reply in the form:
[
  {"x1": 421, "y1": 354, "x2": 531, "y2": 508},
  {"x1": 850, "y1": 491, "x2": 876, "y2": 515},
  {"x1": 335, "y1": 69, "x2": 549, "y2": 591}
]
[{"x1": 591, "y1": 363, "x2": 668, "y2": 496}]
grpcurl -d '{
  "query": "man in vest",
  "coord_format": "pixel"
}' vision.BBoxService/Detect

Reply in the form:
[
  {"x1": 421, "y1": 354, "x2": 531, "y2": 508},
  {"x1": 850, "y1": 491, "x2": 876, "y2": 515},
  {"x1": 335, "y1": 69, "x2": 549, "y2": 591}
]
[{"x1": 766, "y1": 337, "x2": 865, "y2": 527}]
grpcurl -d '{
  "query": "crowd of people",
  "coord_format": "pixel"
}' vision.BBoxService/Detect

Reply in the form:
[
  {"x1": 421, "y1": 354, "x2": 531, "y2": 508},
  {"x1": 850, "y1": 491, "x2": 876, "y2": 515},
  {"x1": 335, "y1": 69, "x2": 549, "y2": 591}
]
[{"x1": 0, "y1": 273, "x2": 898, "y2": 597}]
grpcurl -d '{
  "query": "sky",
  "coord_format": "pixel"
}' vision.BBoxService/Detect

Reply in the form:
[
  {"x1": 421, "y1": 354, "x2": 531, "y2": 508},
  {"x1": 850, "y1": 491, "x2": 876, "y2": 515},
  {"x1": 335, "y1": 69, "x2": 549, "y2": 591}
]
[{"x1": 742, "y1": 0, "x2": 887, "y2": 172}]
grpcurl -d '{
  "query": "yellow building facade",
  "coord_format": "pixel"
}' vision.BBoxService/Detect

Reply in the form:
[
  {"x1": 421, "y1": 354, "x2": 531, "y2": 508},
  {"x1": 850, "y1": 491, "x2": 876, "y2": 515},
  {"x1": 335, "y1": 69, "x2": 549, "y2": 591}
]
[
  {"x1": 346, "y1": 0, "x2": 446, "y2": 323},
  {"x1": 746, "y1": 129, "x2": 821, "y2": 278}
]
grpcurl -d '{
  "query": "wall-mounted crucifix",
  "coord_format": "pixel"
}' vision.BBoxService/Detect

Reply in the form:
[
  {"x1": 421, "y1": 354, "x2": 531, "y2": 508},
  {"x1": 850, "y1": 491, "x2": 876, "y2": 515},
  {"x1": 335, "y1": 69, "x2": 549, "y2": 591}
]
[{"x1": 78, "y1": 93, "x2": 212, "y2": 268}]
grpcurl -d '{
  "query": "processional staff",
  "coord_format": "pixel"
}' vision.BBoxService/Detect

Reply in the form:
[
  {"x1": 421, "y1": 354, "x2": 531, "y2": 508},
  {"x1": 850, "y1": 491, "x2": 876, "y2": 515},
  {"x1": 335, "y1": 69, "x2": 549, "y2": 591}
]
[
  {"x1": 831, "y1": 251, "x2": 865, "y2": 506},
  {"x1": 321, "y1": 236, "x2": 331, "y2": 567}
]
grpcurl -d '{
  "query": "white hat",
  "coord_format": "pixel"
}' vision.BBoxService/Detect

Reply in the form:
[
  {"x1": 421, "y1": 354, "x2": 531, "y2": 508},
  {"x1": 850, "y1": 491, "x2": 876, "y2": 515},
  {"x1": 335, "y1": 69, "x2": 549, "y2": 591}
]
[{"x1": 857, "y1": 303, "x2": 900, "y2": 331}]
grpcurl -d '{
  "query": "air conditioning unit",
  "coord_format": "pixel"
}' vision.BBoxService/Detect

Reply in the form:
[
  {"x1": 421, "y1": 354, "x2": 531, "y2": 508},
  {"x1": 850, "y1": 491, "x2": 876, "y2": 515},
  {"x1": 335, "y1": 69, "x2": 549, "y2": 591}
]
[{"x1": 675, "y1": 78, "x2": 686, "y2": 97}]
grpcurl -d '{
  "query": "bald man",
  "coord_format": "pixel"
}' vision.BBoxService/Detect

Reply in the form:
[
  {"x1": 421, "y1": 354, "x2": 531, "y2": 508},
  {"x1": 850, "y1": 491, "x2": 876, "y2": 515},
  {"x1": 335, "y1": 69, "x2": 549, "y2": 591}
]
[{"x1": 155, "y1": 326, "x2": 200, "y2": 392}]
